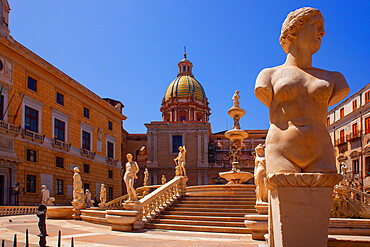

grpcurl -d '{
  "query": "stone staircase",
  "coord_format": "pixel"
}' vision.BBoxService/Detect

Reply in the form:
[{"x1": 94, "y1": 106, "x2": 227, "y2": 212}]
[{"x1": 145, "y1": 184, "x2": 257, "y2": 233}]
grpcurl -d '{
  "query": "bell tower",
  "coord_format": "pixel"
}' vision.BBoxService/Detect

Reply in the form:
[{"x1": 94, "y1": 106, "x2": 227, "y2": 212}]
[{"x1": 0, "y1": 0, "x2": 10, "y2": 39}]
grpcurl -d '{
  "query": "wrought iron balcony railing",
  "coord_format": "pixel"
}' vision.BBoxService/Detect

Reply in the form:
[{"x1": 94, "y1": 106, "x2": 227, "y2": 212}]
[{"x1": 346, "y1": 131, "x2": 362, "y2": 141}]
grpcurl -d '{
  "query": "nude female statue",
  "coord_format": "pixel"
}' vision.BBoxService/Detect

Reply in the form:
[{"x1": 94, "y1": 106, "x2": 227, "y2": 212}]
[
  {"x1": 254, "y1": 144, "x2": 268, "y2": 203},
  {"x1": 124, "y1": 153, "x2": 139, "y2": 202},
  {"x1": 255, "y1": 7, "x2": 349, "y2": 174}
]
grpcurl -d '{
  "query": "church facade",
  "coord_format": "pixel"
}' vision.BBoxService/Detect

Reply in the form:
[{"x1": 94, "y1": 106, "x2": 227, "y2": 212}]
[{"x1": 126, "y1": 54, "x2": 267, "y2": 187}]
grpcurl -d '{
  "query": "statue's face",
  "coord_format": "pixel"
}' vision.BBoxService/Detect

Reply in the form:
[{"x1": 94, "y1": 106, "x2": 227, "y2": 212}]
[
  {"x1": 126, "y1": 154, "x2": 132, "y2": 161},
  {"x1": 295, "y1": 14, "x2": 325, "y2": 55}
]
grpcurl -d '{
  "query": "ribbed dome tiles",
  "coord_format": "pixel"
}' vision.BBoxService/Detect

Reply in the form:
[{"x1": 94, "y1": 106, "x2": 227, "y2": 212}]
[{"x1": 164, "y1": 75, "x2": 206, "y2": 102}]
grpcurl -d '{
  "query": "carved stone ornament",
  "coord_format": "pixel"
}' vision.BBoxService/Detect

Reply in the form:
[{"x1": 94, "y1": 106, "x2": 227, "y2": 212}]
[{"x1": 267, "y1": 173, "x2": 343, "y2": 190}]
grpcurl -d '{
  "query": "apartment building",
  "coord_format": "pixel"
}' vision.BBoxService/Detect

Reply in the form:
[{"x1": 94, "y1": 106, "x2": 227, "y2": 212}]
[
  {"x1": 0, "y1": 1, "x2": 126, "y2": 205},
  {"x1": 327, "y1": 83, "x2": 370, "y2": 191}
]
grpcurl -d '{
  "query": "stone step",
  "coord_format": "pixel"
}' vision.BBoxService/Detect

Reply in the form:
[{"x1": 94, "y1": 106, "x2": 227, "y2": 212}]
[
  {"x1": 157, "y1": 214, "x2": 246, "y2": 222},
  {"x1": 174, "y1": 203, "x2": 256, "y2": 209},
  {"x1": 80, "y1": 210, "x2": 109, "y2": 225},
  {"x1": 181, "y1": 197, "x2": 256, "y2": 202},
  {"x1": 150, "y1": 218, "x2": 246, "y2": 228},
  {"x1": 145, "y1": 222, "x2": 252, "y2": 234},
  {"x1": 177, "y1": 200, "x2": 255, "y2": 206},
  {"x1": 167, "y1": 207, "x2": 256, "y2": 213},
  {"x1": 163, "y1": 210, "x2": 247, "y2": 217}
]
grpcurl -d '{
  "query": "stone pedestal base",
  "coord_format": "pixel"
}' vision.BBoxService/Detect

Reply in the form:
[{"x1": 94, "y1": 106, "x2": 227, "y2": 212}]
[
  {"x1": 267, "y1": 173, "x2": 342, "y2": 247},
  {"x1": 244, "y1": 214, "x2": 268, "y2": 240},
  {"x1": 72, "y1": 209, "x2": 82, "y2": 220},
  {"x1": 106, "y1": 210, "x2": 141, "y2": 232},
  {"x1": 255, "y1": 202, "x2": 268, "y2": 214}
]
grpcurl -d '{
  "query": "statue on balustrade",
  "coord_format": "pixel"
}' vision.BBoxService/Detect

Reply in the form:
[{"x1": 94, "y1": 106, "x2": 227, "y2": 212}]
[
  {"x1": 41, "y1": 185, "x2": 55, "y2": 206},
  {"x1": 255, "y1": 7, "x2": 350, "y2": 175},
  {"x1": 124, "y1": 153, "x2": 139, "y2": 202},
  {"x1": 254, "y1": 144, "x2": 268, "y2": 204},
  {"x1": 143, "y1": 168, "x2": 149, "y2": 186},
  {"x1": 174, "y1": 146, "x2": 187, "y2": 176},
  {"x1": 161, "y1": 175, "x2": 167, "y2": 185},
  {"x1": 99, "y1": 184, "x2": 107, "y2": 207}
]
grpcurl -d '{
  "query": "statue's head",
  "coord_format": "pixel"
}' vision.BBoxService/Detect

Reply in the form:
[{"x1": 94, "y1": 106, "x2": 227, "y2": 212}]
[
  {"x1": 126, "y1": 153, "x2": 133, "y2": 161},
  {"x1": 235, "y1": 90, "x2": 239, "y2": 94},
  {"x1": 178, "y1": 146, "x2": 183, "y2": 151},
  {"x1": 280, "y1": 7, "x2": 324, "y2": 54},
  {"x1": 85, "y1": 189, "x2": 90, "y2": 193},
  {"x1": 41, "y1": 185, "x2": 46, "y2": 190},
  {"x1": 74, "y1": 167, "x2": 80, "y2": 173},
  {"x1": 255, "y1": 143, "x2": 265, "y2": 157}
]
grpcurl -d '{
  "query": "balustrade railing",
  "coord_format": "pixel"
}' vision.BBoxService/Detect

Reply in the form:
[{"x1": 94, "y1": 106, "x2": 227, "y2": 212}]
[
  {"x1": 0, "y1": 206, "x2": 38, "y2": 216},
  {"x1": 52, "y1": 138, "x2": 71, "y2": 151},
  {"x1": 140, "y1": 176, "x2": 184, "y2": 222},
  {"x1": 0, "y1": 120, "x2": 20, "y2": 135},
  {"x1": 80, "y1": 148, "x2": 96, "y2": 159},
  {"x1": 106, "y1": 156, "x2": 118, "y2": 165},
  {"x1": 103, "y1": 185, "x2": 161, "y2": 210},
  {"x1": 21, "y1": 129, "x2": 45, "y2": 142}
]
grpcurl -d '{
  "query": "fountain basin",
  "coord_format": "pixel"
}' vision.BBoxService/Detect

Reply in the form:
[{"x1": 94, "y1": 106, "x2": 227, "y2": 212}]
[
  {"x1": 225, "y1": 129, "x2": 248, "y2": 141},
  {"x1": 228, "y1": 107, "x2": 245, "y2": 118},
  {"x1": 219, "y1": 171, "x2": 253, "y2": 184}
]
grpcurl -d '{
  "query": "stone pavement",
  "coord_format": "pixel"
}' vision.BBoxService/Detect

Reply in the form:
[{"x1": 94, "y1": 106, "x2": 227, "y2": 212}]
[{"x1": 0, "y1": 215, "x2": 266, "y2": 247}]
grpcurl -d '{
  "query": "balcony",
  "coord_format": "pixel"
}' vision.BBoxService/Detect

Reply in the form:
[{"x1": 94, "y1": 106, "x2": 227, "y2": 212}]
[
  {"x1": 21, "y1": 129, "x2": 45, "y2": 143},
  {"x1": 346, "y1": 131, "x2": 362, "y2": 142},
  {"x1": 80, "y1": 148, "x2": 96, "y2": 159},
  {"x1": 335, "y1": 138, "x2": 347, "y2": 146},
  {"x1": 0, "y1": 120, "x2": 20, "y2": 136},
  {"x1": 106, "y1": 156, "x2": 118, "y2": 165},
  {"x1": 52, "y1": 138, "x2": 71, "y2": 151}
]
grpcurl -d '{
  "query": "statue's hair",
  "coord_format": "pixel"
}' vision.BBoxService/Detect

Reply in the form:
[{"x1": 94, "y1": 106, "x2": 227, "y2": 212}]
[
  {"x1": 280, "y1": 7, "x2": 323, "y2": 54},
  {"x1": 126, "y1": 153, "x2": 133, "y2": 158}
]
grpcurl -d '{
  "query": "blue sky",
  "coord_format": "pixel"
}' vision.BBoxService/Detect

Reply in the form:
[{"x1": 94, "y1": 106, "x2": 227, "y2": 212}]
[{"x1": 9, "y1": 1, "x2": 369, "y2": 133}]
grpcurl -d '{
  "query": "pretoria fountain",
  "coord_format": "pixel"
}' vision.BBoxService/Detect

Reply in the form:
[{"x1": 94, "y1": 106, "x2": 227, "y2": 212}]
[{"x1": 219, "y1": 90, "x2": 253, "y2": 184}]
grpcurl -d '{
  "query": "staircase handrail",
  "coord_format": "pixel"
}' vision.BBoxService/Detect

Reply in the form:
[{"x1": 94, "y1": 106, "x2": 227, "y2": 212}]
[
  {"x1": 103, "y1": 185, "x2": 162, "y2": 210},
  {"x1": 139, "y1": 176, "x2": 185, "y2": 222},
  {"x1": 347, "y1": 187, "x2": 370, "y2": 207},
  {"x1": 0, "y1": 206, "x2": 38, "y2": 216}
]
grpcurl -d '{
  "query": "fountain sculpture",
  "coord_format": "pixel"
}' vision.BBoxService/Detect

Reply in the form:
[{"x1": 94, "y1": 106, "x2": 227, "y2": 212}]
[{"x1": 219, "y1": 90, "x2": 253, "y2": 184}]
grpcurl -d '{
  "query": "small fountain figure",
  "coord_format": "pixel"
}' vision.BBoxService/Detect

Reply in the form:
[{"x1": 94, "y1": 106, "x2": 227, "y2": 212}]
[
  {"x1": 37, "y1": 204, "x2": 48, "y2": 247},
  {"x1": 85, "y1": 189, "x2": 93, "y2": 208},
  {"x1": 174, "y1": 146, "x2": 187, "y2": 176},
  {"x1": 41, "y1": 185, "x2": 55, "y2": 206},
  {"x1": 124, "y1": 153, "x2": 139, "y2": 202},
  {"x1": 99, "y1": 184, "x2": 107, "y2": 207},
  {"x1": 161, "y1": 175, "x2": 167, "y2": 185},
  {"x1": 232, "y1": 90, "x2": 240, "y2": 108}
]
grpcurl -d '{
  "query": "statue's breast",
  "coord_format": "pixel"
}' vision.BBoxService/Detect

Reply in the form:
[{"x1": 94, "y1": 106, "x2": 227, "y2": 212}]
[
  {"x1": 273, "y1": 79, "x2": 303, "y2": 102},
  {"x1": 307, "y1": 77, "x2": 333, "y2": 103}
]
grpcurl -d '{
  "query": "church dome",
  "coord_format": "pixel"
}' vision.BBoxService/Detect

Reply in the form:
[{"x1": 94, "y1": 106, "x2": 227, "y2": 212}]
[
  {"x1": 160, "y1": 52, "x2": 210, "y2": 123},
  {"x1": 164, "y1": 75, "x2": 206, "y2": 102}
]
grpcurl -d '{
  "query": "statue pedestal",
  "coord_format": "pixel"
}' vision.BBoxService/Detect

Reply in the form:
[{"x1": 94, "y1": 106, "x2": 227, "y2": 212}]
[
  {"x1": 106, "y1": 210, "x2": 142, "y2": 232},
  {"x1": 255, "y1": 202, "x2": 268, "y2": 215},
  {"x1": 244, "y1": 214, "x2": 268, "y2": 240},
  {"x1": 267, "y1": 173, "x2": 342, "y2": 247}
]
